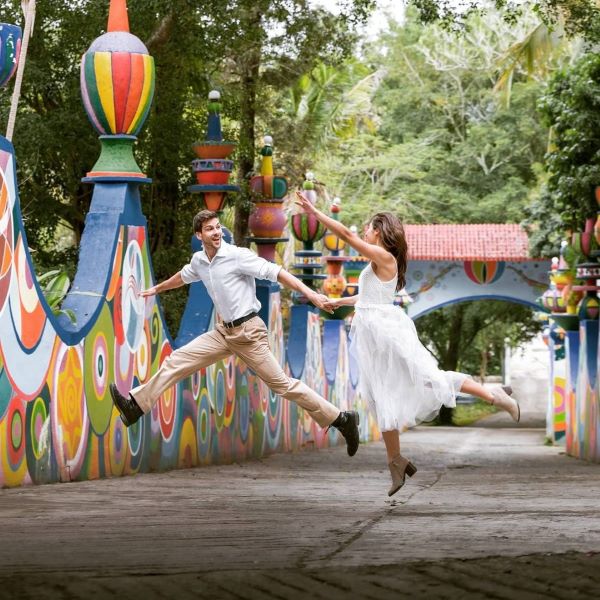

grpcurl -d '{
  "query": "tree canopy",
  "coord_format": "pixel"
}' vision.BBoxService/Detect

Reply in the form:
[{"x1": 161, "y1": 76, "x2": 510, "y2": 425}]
[
  {"x1": 0, "y1": 0, "x2": 570, "y2": 376},
  {"x1": 410, "y1": 1, "x2": 600, "y2": 42}
]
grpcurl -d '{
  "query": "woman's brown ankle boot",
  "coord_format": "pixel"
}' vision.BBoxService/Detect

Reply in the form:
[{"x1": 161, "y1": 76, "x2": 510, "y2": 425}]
[{"x1": 388, "y1": 455, "x2": 417, "y2": 496}]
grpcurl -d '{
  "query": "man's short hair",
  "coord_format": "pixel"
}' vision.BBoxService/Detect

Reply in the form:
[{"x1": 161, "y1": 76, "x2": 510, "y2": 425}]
[{"x1": 193, "y1": 210, "x2": 219, "y2": 233}]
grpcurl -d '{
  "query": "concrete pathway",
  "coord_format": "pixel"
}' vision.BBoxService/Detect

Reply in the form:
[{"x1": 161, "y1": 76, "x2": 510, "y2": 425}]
[{"x1": 1, "y1": 426, "x2": 599, "y2": 599}]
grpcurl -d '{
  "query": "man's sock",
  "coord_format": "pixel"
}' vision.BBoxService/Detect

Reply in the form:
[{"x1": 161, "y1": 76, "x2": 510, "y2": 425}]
[{"x1": 330, "y1": 412, "x2": 344, "y2": 428}]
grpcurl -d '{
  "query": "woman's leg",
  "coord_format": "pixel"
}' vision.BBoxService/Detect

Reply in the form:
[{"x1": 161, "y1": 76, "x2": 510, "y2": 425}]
[
  {"x1": 381, "y1": 429, "x2": 400, "y2": 462},
  {"x1": 383, "y1": 429, "x2": 417, "y2": 496},
  {"x1": 460, "y1": 378, "x2": 494, "y2": 403},
  {"x1": 460, "y1": 377, "x2": 520, "y2": 421}
]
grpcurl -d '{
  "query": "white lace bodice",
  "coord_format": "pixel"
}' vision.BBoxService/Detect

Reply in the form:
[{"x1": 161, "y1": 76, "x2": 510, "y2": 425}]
[{"x1": 357, "y1": 263, "x2": 396, "y2": 306}]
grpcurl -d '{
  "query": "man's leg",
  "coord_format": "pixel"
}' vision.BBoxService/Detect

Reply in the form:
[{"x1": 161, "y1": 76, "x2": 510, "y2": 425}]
[
  {"x1": 111, "y1": 329, "x2": 232, "y2": 425},
  {"x1": 227, "y1": 318, "x2": 360, "y2": 455}
]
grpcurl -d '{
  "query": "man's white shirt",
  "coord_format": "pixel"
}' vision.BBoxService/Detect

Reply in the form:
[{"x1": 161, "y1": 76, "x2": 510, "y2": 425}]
[{"x1": 180, "y1": 241, "x2": 282, "y2": 323}]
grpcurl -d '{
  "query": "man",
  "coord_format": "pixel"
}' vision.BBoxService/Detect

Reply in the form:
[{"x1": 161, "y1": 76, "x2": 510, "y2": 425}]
[{"x1": 109, "y1": 210, "x2": 360, "y2": 456}]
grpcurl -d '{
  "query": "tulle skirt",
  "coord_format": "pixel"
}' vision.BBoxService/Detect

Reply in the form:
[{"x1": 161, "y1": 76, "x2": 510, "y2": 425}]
[{"x1": 350, "y1": 304, "x2": 468, "y2": 432}]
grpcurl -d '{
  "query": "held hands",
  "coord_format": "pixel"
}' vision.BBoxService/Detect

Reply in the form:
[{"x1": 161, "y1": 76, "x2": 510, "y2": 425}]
[
  {"x1": 321, "y1": 298, "x2": 340, "y2": 312},
  {"x1": 310, "y1": 292, "x2": 334, "y2": 314}
]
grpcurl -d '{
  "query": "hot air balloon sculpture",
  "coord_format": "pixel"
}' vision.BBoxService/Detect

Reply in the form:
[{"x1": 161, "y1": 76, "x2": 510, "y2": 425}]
[
  {"x1": 290, "y1": 172, "x2": 326, "y2": 302},
  {"x1": 0, "y1": 23, "x2": 21, "y2": 88},
  {"x1": 80, "y1": 0, "x2": 155, "y2": 180}
]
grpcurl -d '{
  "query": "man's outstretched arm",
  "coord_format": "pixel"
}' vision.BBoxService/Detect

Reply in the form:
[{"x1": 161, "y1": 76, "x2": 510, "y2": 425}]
[
  {"x1": 141, "y1": 271, "x2": 186, "y2": 297},
  {"x1": 277, "y1": 269, "x2": 333, "y2": 313}
]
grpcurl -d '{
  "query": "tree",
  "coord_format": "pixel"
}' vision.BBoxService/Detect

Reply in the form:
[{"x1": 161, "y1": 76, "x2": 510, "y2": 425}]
[
  {"x1": 207, "y1": 0, "x2": 376, "y2": 245},
  {"x1": 415, "y1": 301, "x2": 541, "y2": 377},
  {"x1": 0, "y1": 0, "x2": 375, "y2": 331},
  {"x1": 308, "y1": 8, "x2": 549, "y2": 414},
  {"x1": 527, "y1": 52, "x2": 600, "y2": 256},
  {"x1": 415, "y1": 300, "x2": 541, "y2": 424},
  {"x1": 410, "y1": 0, "x2": 600, "y2": 42},
  {"x1": 318, "y1": 9, "x2": 549, "y2": 227}
]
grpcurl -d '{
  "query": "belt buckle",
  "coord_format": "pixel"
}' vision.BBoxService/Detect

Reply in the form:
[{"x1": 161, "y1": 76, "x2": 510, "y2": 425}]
[{"x1": 223, "y1": 320, "x2": 233, "y2": 329}]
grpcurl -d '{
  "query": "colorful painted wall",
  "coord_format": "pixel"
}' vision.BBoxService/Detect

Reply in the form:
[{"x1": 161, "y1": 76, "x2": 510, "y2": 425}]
[
  {"x1": 0, "y1": 1, "x2": 384, "y2": 489},
  {"x1": 546, "y1": 345, "x2": 566, "y2": 444},
  {"x1": 564, "y1": 322, "x2": 600, "y2": 460},
  {"x1": 0, "y1": 132, "x2": 379, "y2": 487}
]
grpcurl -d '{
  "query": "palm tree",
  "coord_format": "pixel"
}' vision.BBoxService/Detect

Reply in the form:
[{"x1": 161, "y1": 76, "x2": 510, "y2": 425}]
[
  {"x1": 288, "y1": 61, "x2": 385, "y2": 155},
  {"x1": 493, "y1": 2, "x2": 591, "y2": 106}
]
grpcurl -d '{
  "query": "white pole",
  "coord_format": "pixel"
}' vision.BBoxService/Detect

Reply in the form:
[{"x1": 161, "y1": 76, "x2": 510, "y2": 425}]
[
  {"x1": 503, "y1": 340, "x2": 511, "y2": 386},
  {"x1": 6, "y1": 0, "x2": 36, "y2": 142}
]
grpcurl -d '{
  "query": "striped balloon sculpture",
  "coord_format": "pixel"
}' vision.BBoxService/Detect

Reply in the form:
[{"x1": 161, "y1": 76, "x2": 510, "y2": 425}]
[
  {"x1": 0, "y1": 23, "x2": 21, "y2": 88},
  {"x1": 290, "y1": 213, "x2": 326, "y2": 245},
  {"x1": 80, "y1": 0, "x2": 155, "y2": 179},
  {"x1": 81, "y1": 48, "x2": 154, "y2": 137}
]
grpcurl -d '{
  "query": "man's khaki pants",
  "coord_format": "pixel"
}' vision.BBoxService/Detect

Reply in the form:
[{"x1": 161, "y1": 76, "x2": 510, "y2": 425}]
[{"x1": 131, "y1": 316, "x2": 340, "y2": 428}]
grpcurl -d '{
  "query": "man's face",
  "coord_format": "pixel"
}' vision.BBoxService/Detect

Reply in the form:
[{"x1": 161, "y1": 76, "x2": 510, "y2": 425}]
[{"x1": 197, "y1": 217, "x2": 222, "y2": 251}]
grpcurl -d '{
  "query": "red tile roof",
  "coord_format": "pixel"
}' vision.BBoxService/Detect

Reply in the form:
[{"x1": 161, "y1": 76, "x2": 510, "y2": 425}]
[{"x1": 404, "y1": 224, "x2": 534, "y2": 262}]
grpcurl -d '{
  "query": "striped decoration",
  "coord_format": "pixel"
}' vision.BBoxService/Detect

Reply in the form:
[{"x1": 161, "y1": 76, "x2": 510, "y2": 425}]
[
  {"x1": 290, "y1": 213, "x2": 326, "y2": 244},
  {"x1": 463, "y1": 260, "x2": 505, "y2": 285},
  {"x1": 81, "y1": 51, "x2": 155, "y2": 136},
  {"x1": 0, "y1": 24, "x2": 21, "y2": 88}
]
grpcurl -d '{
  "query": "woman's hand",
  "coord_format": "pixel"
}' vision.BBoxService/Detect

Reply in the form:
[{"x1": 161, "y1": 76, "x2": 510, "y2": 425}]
[
  {"x1": 294, "y1": 190, "x2": 317, "y2": 215},
  {"x1": 322, "y1": 298, "x2": 339, "y2": 312},
  {"x1": 308, "y1": 291, "x2": 334, "y2": 313}
]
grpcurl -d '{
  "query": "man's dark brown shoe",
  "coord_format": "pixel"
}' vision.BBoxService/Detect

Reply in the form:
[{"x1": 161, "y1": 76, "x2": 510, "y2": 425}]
[
  {"x1": 109, "y1": 383, "x2": 144, "y2": 427},
  {"x1": 333, "y1": 411, "x2": 360, "y2": 456}
]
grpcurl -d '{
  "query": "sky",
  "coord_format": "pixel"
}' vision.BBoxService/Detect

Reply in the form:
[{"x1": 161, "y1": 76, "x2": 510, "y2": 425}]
[
  {"x1": 360, "y1": 0, "x2": 407, "y2": 37},
  {"x1": 311, "y1": 0, "x2": 407, "y2": 38}
]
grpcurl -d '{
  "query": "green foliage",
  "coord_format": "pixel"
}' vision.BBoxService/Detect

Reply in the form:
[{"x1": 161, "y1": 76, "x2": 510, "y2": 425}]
[
  {"x1": 409, "y1": 1, "x2": 600, "y2": 42},
  {"x1": 0, "y1": 1, "x2": 551, "y2": 375},
  {"x1": 415, "y1": 301, "x2": 541, "y2": 377},
  {"x1": 0, "y1": 0, "x2": 374, "y2": 334},
  {"x1": 37, "y1": 269, "x2": 76, "y2": 323},
  {"x1": 319, "y1": 10, "x2": 548, "y2": 228},
  {"x1": 452, "y1": 399, "x2": 498, "y2": 426},
  {"x1": 532, "y1": 52, "x2": 600, "y2": 247}
]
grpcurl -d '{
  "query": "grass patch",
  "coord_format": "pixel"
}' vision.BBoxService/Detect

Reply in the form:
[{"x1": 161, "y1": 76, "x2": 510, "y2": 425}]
[{"x1": 452, "y1": 400, "x2": 498, "y2": 426}]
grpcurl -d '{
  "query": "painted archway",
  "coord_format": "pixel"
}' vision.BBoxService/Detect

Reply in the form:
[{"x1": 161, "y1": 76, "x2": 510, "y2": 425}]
[{"x1": 401, "y1": 225, "x2": 550, "y2": 319}]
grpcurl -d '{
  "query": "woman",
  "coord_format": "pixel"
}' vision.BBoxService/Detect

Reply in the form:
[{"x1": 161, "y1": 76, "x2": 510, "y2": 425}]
[{"x1": 295, "y1": 193, "x2": 520, "y2": 496}]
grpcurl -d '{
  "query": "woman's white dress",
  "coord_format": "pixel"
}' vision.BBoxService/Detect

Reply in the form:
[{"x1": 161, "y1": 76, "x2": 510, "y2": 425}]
[{"x1": 350, "y1": 263, "x2": 468, "y2": 432}]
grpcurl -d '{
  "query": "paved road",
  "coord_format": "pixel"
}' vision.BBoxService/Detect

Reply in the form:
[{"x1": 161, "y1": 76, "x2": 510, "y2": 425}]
[{"x1": 1, "y1": 426, "x2": 599, "y2": 599}]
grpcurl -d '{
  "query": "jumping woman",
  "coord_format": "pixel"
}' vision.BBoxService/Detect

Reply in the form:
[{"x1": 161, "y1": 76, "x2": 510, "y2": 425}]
[{"x1": 295, "y1": 193, "x2": 520, "y2": 496}]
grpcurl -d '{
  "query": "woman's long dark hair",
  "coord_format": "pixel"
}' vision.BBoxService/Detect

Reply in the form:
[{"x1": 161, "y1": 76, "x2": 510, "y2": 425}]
[{"x1": 369, "y1": 212, "x2": 408, "y2": 291}]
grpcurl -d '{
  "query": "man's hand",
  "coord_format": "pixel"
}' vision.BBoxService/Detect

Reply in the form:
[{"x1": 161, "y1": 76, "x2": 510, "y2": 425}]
[
  {"x1": 140, "y1": 285, "x2": 159, "y2": 298},
  {"x1": 310, "y1": 292, "x2": 334, "y2": 314},
  {"x1": 322, "y1": 298, "x2": 339, "y2": 312},
  {"x1": 294, "y1": 190, "x2": 317, "y2": 214}
]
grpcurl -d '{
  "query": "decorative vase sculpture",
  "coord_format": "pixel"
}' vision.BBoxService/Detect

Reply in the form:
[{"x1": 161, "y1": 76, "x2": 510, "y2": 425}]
[
  {"x1": 289, "y1": 172, "x2": 327, "y2": 301},
  {"x1": 594, "y1": 186, "x2": 600, "y2": 246},
  {"x1": 543, "y1": 241, "x2": 580, "y2": 331},
  {"x1": 247, "y1": 136, "x2": 288, "y2": 262},
  {"x1": 80, "y1": 0, "x2": 155, "y2": 180},
  {"x1": 0, "y1": 23, "x2": 21, "y2": 88},
  {"x1": 573, "y1": 261, "x2": 600, "y2": 321},
  {"x1": 321, "y1": 198, "x2": 352, "y2": 319},
  {"x1": 187, "y1": 91, "x2": 239, "y2": 244},
  {"x1": 571, "y1": 217, "x2": 600, "y2": 322}
]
